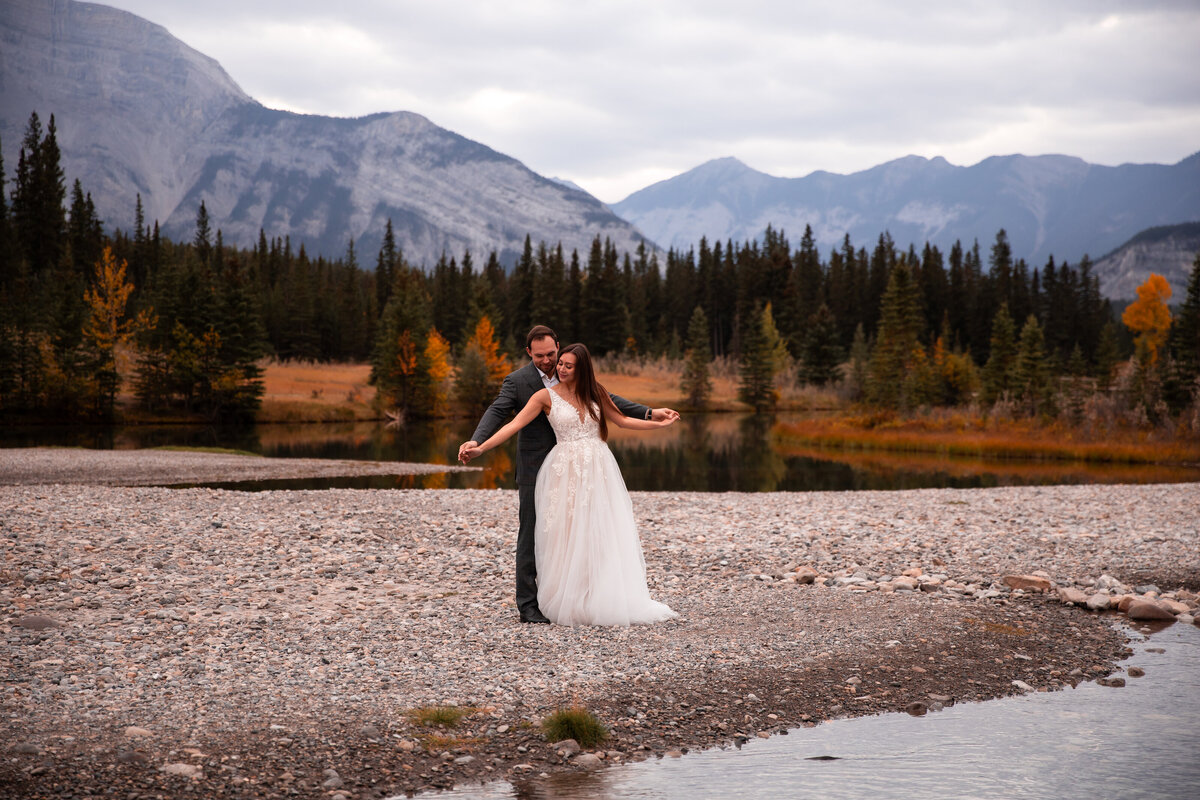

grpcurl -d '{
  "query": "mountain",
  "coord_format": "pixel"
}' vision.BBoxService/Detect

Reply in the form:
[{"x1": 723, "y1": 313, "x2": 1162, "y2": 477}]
[
  {"x1": 1091, "y1": 222, "x2": 1200, "y2": 301},
  {"x1": 0, "y1": 0, "x2": 646, "y2": 265},
  {"x1": 611, "y1": 154, "x2": 1200, "y2": 274}
]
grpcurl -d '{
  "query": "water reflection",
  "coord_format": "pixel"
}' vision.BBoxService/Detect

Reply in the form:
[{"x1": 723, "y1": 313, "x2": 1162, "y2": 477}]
[
  {"x1": 3, "y1": 415, "x2": 1198, "y2": 492},
  {"x1": 418, "y1": 623, "x2": 1200, "y2": 800}
]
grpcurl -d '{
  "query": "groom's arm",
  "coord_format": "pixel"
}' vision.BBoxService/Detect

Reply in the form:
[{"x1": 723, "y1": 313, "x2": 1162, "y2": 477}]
[
  {"x1": 609, "y1": 393, "x2": 678, "y2": 423},
  {"x1": 471, "y1": 372, "x2": 521, "y2": 444}
]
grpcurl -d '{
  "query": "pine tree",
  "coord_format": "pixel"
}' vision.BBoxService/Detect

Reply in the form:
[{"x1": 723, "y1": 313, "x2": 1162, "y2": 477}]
[
  {"x1": 1014, "y1": 314, "x2": 1051, "y2": 415},
  {"x1": 981, "y1": 304, "x2": 1018, "y2": 404},
  {"x1": 680, "y1": 305, "x2": 712, "y2": 409},
  {"x1": 1167, "y1": 252, "x2": 1200, "y2": 398},
  {"x1": 867, "y1": 261, "x2": 927, "y2": 408},
  {"x1": 1093, "y1": 320, "x2": 1121, "y2": 392},
  {"x1": 799, "y1": 303, "x2": 842, "y2": 386},
  {"x1": 738, "y1": 303, "x2": 779, "y2": 412}
]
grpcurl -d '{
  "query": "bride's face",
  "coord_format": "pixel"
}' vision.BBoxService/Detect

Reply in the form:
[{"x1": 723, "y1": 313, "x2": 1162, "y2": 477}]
[{"x1": 556, "y1": 353, "x2": 577, "y2": 385}]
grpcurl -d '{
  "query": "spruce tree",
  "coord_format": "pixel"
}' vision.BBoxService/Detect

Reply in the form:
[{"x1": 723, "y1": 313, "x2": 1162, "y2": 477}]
[
  {"x1": 799, "y1": 303, "x2": 842, "y2": 386},
  {"x1": 981, "y1": 304, "x2": 1018, "y2": 404},
  {"x1": 867, "y1": 261, "x2": 926, "y2": 408},
  {"x1": 680, "y1": 305, "x2": 712, "y2": 409},
  {"x1": 1014, "y1": 315, "x2": 1051, "y2": 415},
  {"x1": 738, "y1": 303, "x2": 779, "y2": 412}
]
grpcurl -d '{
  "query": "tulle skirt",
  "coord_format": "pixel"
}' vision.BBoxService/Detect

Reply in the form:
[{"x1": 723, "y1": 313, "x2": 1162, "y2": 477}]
[{"x1": 533, "y1": 438, "x2": 677, "y2": 626}]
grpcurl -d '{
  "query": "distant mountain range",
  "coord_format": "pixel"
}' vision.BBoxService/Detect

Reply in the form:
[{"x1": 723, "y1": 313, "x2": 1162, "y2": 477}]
[
  {"x1": 612, "y1": 154, "x2": 1200, "y2": 288},
  {"x1": 2, "y1": 0, "x2": 1198, "y2": 294},
  {"x1": 0, "y1": 0, "x2": 646, "y2": 265}
]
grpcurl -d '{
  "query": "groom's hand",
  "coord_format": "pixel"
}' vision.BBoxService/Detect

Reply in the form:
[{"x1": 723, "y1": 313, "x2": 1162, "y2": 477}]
[
  {"x1": 458, "y1": 440, "x2": 479, "y2": 464},
  {"x1": 650, "y1": 407, "x2": 680, "y2": 422}
]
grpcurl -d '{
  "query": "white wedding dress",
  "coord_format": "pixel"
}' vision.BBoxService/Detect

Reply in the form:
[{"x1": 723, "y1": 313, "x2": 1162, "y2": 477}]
[{"x1": 533, "y1": 390, "x2": 677, "y2": 626}]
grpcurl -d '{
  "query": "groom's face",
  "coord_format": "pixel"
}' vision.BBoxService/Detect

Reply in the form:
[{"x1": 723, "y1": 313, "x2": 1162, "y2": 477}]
[{"x1": 527, "y1": 336, "x2": 559, "y2": 378}]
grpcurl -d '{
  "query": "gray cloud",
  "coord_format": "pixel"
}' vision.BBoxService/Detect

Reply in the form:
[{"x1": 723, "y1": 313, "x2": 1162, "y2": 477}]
[{"x1": 102, "y1": 0, "x2": 1200, "y2": 201}]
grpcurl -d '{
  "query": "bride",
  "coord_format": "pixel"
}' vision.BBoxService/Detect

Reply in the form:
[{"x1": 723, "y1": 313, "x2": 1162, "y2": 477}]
[{"x1": 459, "y1": 343, "x2": 678, "y2": 626}]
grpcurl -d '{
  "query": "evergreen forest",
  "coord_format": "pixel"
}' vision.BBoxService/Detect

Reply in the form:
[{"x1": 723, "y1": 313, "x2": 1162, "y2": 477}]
[{"x1": 3, "y1": 112, "x2": 1199, "y2": 427}]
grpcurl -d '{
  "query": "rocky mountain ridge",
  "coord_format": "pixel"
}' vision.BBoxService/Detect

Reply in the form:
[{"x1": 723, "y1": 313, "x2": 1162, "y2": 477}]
[
  {"x1": 612, "y1": 153, "x2": 1200, "y2": 274},
  {"x1": 0, "y1": 0, "x2": 645, "y2": 265}
]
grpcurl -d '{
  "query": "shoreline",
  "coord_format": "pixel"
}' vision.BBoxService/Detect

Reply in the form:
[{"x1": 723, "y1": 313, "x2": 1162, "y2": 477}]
[{"x1": 2, "y1": 449, "x2": 1197, "y2": 797}]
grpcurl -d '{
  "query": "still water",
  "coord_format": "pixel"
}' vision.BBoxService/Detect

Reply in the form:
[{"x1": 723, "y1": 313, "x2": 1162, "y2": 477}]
[
  {"x1": 421, "y1": 622, "x2": 1200, "y2": 800},
  {"x1": 3, "y1": 415, "x2": 1197, "y2": 492}
]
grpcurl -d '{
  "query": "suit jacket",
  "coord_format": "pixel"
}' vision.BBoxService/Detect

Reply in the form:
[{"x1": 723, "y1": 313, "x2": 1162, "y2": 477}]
[{"x1": 471, "y1": 361, "x2": 650, "y2": 486}]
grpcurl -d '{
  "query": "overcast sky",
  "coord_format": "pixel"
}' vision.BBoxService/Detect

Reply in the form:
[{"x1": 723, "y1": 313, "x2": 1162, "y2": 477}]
[{"x1": 100, "y1": 0, "x2": 1200, "y2": 204}]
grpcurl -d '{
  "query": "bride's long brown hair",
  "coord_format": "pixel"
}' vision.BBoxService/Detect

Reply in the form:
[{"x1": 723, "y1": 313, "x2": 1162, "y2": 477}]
[{"x1": 558, "y1": 343, "x2": 617, "y2": 441}]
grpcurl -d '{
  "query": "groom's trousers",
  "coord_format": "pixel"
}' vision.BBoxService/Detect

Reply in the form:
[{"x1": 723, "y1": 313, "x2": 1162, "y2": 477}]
[{"x1": 516, "y1": 482, "x2": 539, "y2": 614}]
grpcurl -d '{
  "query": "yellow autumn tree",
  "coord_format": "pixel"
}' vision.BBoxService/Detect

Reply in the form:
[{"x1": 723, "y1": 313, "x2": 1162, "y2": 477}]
[
  {"x1": 424, "y1": 327, "x2": 452, "y2": 417},
  {"x1": 1122, "y1": 273, "x2": 1173, "y2": 365},
  {"x1": 455, "y1": 315, "x2": 511, "y2": 415},
  {"x1": 82, "y1": 246, "x2": 155, "y2": 415}
]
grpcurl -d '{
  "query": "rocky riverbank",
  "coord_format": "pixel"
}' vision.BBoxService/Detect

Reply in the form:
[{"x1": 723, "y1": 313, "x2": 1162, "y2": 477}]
[{"x1": 1, "y1": 449, "x2": 1197, "y2": 798}]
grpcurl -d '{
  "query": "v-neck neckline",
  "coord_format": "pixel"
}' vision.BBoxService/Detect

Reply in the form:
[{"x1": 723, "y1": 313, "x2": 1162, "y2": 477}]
[{"x1": 551, "y1": 386, "x2": 589, "y2": 424}]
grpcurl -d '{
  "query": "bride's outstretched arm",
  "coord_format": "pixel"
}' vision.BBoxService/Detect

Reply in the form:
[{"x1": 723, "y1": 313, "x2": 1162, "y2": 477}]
[
  {"x1": 601, "y1": 394, "x2": 678, "y2": 431},
  {"x1": 459, "y1": 389, "x2": 551, "y2": 462}
]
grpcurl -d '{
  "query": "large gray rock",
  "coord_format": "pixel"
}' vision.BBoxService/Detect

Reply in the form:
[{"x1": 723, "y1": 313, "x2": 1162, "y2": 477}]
[{"x1": 1125, "y1": 598, "x2": 1175, "y2": 621}]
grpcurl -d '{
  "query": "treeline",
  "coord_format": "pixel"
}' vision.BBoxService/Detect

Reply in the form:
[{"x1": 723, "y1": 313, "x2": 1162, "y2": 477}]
[{"x1": 3, "y1": 110, "x2": 1198, "y2": 425}]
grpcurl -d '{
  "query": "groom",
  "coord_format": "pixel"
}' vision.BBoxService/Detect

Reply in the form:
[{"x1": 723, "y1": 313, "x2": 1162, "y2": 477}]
[{"x1": 458, "y1": 325, "x2": 679, "y2": 623}]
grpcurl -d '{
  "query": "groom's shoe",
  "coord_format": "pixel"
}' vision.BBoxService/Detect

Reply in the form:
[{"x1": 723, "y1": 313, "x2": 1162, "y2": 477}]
[{"x1": 519, "y1": 608, "x2": 550, "y2": 624}]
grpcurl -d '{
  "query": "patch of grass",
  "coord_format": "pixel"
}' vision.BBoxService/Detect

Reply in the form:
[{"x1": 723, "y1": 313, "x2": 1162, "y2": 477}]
[
  {"x1": 408, "y1": 705, "x2": 473, "y2": 728},
  {"x1": 153, "y1": 446, "x2": 262, "y2": 457},
  {"x1": 541, "y1": 706, "x2": 608, "y2": 747}
]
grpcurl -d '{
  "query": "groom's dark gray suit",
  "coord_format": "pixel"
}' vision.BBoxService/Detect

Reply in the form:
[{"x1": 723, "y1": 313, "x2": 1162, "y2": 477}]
[{"x1": 471, "y1": 360, "x2": 650, "y2": 616}]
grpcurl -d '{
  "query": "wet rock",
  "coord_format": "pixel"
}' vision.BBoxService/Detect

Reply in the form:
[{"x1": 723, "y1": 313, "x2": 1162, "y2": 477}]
[
  {"x1": 1126, "y1": 599, "x2": 1175, "y2": 621},
  {"x1": 573, "y1": 753, "x2": 602, "y2": 768},
  {"x1": 1127, "y1": 666, "x2": 1145, "y2": 677},
  {"x1": 905, "y1": 702, "x2": 927, "y2": 716},
  {"x1": 1159, "y1": 599, "x2": 1189, "y2": 615},
  {"x1": 1097, "y1": 677, "x2": 1126, "y2": 687},
  {"x1": 1003, "y1": 575, "x2": 1051, "y2": 592},
  {"x1": 555, "y1": 739, "x2": 581, "y2": 756}
]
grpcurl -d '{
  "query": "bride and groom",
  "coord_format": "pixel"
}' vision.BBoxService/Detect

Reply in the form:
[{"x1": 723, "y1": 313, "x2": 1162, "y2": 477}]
[{"x1": 458, "y1": 325, "x2": 679, "y2": 627}]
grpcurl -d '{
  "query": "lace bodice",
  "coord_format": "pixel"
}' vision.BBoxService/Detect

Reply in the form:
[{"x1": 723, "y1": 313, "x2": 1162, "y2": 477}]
[{"x1": 547, "y1": 389, "x2": 602, "y2": 444}]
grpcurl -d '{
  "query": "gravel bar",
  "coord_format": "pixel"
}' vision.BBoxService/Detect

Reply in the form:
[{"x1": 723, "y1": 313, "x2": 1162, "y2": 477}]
[
  {"x1": 0, "y1": 447, "x2": 471, "y2": 487},
  {"x1": 1, "y1": 448, "x2": 1197, "y2": 797}
]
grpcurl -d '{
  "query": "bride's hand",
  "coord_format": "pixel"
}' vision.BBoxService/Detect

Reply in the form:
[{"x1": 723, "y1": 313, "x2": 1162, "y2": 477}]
[{"x1": 459, "y1": 446, "x2": 483, "y2": 463}]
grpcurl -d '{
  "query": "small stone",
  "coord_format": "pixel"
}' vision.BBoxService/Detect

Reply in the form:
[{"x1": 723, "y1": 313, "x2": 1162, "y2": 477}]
[
  {"x1": 1003, "y1": 575, "x2": 1052, "y2": 592},
  {"x1": 124, "y1": 726, "x2": 153, "y2": 738},
  {"x1": 1011, "y1": 680, "x2": 1034, "y2": 692},
  {"x1": 116, "y1": 750, "x2": 149, "y2": 764},
  {"x1": 891, "y1": 577, "x2": 918, "y2": 591},
  {"x1": 757, "y1": 731, "x2": 770, "y2": 739},
  {"x1": 361, "y1": 724, "x2": 382, "y2": 739},
  {"x1": 454, "y1": 755, "x2": 475, "y2": 765},
  {"x1": 573, "y1": 753, "x2": 602, "y2": 768},
  {"x1": 1126, "y1": 598, "x2": 1175, "y2": 620},
  {"x1": 1160, "y1": 599, "x2": 1189, "y2": 615},
  {"x1": 161, "y1": 762, "x2": 202, "y2": 778},
  {"x1": 1127, "y1": 666, "x2": 1145, "y2": 677},
  {"x1": 665, "y1": 750, "x2": 684, "y2": 758},
  {"x1": 927, "y1": 694, "x2": 955, "y2": 706},
  {"x1": 1101, "y1": 677, "x2": 1126, "y2": 688},
  {"x1": 398, "y1": 739, "x2": 416, "y2": 751},
  {"x1": 905, "y1": 702, "x2": 927, "y2": 716},
  {"x1": 496, "y1": 724, "x2": 510, "y2": 733},
  {"x1": 555, "y1": 739, "x2": 580, "y2": 756},
  {"x1": 17, "y1": 615, "x2": 62, "y2": 630},
  {"x1": 793, "y1": 566, "x2": 818, "y2": 585},
  {"x1": 1085, "y1": 593, "x2": 1111, "y2": 611},
  {"x1": 11, "y1": 742, "x2": 40, "y2": 755}
]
